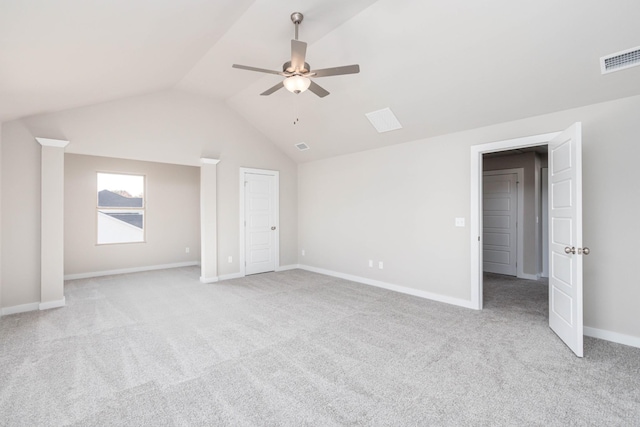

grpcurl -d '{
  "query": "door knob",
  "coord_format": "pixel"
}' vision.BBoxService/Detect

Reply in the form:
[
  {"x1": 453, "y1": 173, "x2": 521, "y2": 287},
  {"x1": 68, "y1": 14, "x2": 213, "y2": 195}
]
[
  {"x1": 271, "y1": 226, "x2": 276, "y2": 230},
  {"x1": 564, "y1": 246, "x2": 576, "y2": 255},
  {"x1": 580, "y1": 247, "x2": 590, "y2": 255}
]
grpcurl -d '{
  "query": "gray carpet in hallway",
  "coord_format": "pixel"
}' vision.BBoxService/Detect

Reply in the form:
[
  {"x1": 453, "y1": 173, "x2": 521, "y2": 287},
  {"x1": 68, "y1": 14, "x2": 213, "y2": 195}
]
[{"x1": 1, "y1": 268, "x2": 639, "y2": 426}]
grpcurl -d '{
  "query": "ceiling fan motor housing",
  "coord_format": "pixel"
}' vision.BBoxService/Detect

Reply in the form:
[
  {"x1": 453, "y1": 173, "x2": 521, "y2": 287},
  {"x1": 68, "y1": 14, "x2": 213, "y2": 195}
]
[{"x1": 283, "y1": 61, "x2": 310, "y2": 74}]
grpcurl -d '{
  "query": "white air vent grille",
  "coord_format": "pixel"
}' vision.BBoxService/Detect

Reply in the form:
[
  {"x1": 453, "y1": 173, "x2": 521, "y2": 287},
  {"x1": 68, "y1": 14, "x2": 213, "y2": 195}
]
[
  {"x1": 601, "y1": 46, "x2": 640, "y2": 74},
  {"x1": 365, "y1": 108, "x2": 402, "y2": 133},
  {"x1": 295, "y1": 142, "x2": 309, "y2": 151}
]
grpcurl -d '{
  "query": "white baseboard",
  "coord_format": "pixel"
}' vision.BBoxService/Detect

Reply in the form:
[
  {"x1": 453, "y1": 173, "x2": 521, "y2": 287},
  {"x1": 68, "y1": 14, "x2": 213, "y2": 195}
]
[
  {"x1": 64, "y1": 261, "x2": 200, "y2": 280},
  {"x1": 1, "y1": 302, "x2": 40, "y2": 316},
  {"x1": 584, "y1": 326, "x2": 640, "y2": 349},
  {"x1": 218, "y1": 272, "x2": 244, "y2": 281},
  {"x1": 199, "y1": 276, "x2": 219, "y2": 283},
  {"x1": 518, "y1": 272, "x2": 540, "y2": 280},
  {"x1": 217, "y1": 265, "x2": 299, "y2": 281},
  {"x1": 298, "y1": 264, "x2": 475, "y2": 309},
  {"x1": 39, "y1": 297, "x2": 66, "y2": 311},
  {"x1": 276, "y1": 264, "x2": 299, "y2": 272}
]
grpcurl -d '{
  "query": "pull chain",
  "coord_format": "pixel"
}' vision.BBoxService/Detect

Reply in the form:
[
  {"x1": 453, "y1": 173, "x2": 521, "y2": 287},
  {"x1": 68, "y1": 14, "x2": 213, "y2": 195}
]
[{"x1": 293, "y1": 95, "x2": 300, "y2": 125}]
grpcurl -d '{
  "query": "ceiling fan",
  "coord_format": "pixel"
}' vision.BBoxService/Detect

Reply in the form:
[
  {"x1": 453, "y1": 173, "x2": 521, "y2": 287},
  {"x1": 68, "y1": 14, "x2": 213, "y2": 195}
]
[{"x1": 232, "y1": 12, "x2": 360, "y2": 98}]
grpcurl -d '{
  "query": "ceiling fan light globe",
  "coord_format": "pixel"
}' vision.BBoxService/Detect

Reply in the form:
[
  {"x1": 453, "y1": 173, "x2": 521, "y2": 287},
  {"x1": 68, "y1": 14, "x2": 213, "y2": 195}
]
[{"x1": 283, "y1": 75, "x2": 311, "y2": 94}]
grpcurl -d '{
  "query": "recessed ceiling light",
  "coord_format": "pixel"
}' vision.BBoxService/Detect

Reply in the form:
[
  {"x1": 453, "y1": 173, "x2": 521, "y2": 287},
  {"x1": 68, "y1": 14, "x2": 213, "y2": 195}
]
[{"x1": 365, "y1": 108, "x2": 403, "y2": 133}]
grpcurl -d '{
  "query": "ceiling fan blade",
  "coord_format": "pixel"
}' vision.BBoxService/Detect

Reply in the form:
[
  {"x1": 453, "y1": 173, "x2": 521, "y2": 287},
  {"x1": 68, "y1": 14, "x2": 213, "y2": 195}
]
[
  {"x1": 232, "y1": 64, "x2": 283, "y2": 75},
  {"x1": 260, "y1": 81, "x2": 284, "y2": 96},
  {"x1": 308, "y1": 80, "x2": 330, "y2": 98},
  {"x1": 290, "y1": 40, "x2": 307, "y2": 71},
  {"x1": 311, "y1": 64, "x2": 360, "y2": 78}
]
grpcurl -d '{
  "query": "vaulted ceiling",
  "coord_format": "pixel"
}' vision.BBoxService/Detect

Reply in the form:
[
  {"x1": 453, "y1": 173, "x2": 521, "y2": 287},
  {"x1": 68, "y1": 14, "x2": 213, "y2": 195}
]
[{"x1": 2, "y1": 0, "x2": 639, "y2": 162}]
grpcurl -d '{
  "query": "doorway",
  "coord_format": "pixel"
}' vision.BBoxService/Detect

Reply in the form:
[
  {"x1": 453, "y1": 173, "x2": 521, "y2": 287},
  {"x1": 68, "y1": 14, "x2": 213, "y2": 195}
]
[{"x1": 470, "y1": 124, "x2": 585, "y2": 357}]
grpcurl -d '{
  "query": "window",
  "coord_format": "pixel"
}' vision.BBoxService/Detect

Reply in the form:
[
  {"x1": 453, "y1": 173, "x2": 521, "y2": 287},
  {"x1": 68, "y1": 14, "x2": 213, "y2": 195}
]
[{"x1": 97, "y1": 172, "x2": 145, "y2": 244}]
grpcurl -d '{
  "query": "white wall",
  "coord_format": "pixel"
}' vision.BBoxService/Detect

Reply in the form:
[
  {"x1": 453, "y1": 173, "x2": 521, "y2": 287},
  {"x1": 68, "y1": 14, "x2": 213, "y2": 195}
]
[
  {"x1": 65, "y1": 154, "x2": 200, "y2": 275},
  {"x1": 1, "y1": 89, "x2": 297, "y2": 309},
  {"x1": 299, "y1": 94, "x2": 640, "y2": 340}
]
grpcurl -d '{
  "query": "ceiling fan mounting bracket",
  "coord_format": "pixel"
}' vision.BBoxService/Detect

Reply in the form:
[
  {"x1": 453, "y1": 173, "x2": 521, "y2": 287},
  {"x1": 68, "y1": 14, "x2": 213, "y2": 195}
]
[{"x1": 290, "y1": 12, "x2": 304, "y2": 25}]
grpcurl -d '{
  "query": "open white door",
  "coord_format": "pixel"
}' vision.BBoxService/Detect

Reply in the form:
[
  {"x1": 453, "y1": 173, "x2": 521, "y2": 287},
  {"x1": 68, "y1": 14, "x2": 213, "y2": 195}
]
[{"x1": 548, "y1": 122, "x2": 585, "y2": 357}]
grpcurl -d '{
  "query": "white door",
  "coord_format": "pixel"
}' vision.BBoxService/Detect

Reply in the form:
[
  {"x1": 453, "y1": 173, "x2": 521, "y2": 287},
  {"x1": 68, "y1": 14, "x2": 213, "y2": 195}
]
[
  {"x1": 244, "y1": 172, "x2": 277, "y2": 275},
  {"x1": 483, "y1": 173, "x2": 518, "y2": 276},
  {"x1": 548, "y1": 123, "x2": 584, "y2": 357}
]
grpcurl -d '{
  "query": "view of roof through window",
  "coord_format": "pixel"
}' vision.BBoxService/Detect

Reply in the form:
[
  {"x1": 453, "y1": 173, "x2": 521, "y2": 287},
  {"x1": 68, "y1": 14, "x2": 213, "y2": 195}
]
[
  {"x1": 97, "y1": 173, "x2": 144, "y2": 204},
  {"x1": 97, "y1": 173, "x2": 145, "y2": 244}
]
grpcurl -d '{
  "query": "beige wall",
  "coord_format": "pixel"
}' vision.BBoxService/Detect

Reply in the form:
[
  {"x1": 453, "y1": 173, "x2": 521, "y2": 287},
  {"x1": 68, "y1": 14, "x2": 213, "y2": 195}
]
[
  {"x1": 1, "y1": 89, "x2": 297, "y2": 309},
  {"x1": 0, "y1": 122, "x2": 2, "y2": 310},
  {"x1": 483, "y1": 151, "x2": 543, "y2": 276},
  {"x1": 1, "y1": 121, "x2": 41, "y2": 307},
  {"x1": 65, "y1": 154, "x2": 200, "y2": 275},
  {"x1": 299, "y1": 94, "x2": 640, "y2": 339}
]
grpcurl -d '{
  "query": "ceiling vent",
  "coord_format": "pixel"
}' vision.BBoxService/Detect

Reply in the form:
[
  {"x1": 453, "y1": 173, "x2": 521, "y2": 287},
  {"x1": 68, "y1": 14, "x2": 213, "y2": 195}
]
[
  {"x1": 600, "y1": 46, "x2": 640, "y2": 74},
  {"x1": 295, "y1": 142, "x2": 310, "y2": 151},
  {"x1": 365, "y1": 107, "x2": 403, "y2": 133}
]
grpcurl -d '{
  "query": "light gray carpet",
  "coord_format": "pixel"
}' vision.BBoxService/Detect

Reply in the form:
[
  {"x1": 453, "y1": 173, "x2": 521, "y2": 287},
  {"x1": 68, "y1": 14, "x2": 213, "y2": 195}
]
[{"x1": 1, "y1": 268, "x2": 639, "y2": 426}]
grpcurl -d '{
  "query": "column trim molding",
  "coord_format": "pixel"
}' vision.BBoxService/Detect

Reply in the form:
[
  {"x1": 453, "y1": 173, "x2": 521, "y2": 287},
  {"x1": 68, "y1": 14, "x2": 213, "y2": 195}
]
[
  {"x1": 200, "y1": 158, "x2": 220, "y2": 165},
  {"x1": 36, "y1": 137, "x2": 69, "y2": 148}
]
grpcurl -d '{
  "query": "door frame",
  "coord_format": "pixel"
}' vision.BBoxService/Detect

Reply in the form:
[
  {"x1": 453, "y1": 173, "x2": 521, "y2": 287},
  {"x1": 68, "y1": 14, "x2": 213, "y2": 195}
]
[
  {"x1": 482, "y1": 168, "x2": 524, "y2": 279},
  {"x1": 540, "y1": 167, "x2": 549, "y2": 278},
  {"x1": 239, "y1": 167, "x2": 279, "y2": 277},
  {"x1": 470, "y1": 132, "x2": 559, "y2": 310}
]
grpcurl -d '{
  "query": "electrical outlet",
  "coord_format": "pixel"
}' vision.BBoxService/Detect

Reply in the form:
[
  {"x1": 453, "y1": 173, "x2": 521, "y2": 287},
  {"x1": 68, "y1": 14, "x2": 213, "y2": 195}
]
[
  {"x1": 368, "y1": 260, "x2": 373, "y2": 267},
  {"x1": 378, "y1": 261, "x2": 384, "y2": 269},
  {"x1": 228, "y1": 256, "x2": 233, "y2": 263},
  {"x1": 185, "y1": 247, "x2": 190, "y2": 254},
  {"x1": 455, "y1": 218, "x2": 465, "y2": 227}
]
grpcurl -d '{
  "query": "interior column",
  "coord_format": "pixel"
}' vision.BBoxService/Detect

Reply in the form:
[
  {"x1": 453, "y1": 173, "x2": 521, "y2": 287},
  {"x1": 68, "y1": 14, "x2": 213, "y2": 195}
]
[
  {"x1": 36, "y1": 137, "x2": 69, "y2": 310},
  {"x1": 200, "y1": 158, "x2": 220, "y2": 283}
]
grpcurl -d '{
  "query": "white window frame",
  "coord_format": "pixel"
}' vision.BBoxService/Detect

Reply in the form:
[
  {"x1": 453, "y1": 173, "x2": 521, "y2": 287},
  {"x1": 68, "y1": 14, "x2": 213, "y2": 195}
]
[{"x1": 96, "y1": 172, "x2": 146, "y2": 245}]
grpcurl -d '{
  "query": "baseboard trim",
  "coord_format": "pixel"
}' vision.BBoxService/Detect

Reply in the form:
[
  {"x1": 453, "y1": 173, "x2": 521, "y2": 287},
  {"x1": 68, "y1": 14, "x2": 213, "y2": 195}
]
[
  {"x1": 217, "y1": 265, "x2": 299, "y2": 281},
  {"x1": 199, "y1": 276, "x2": 219, "y2": 283},
  {"x1": 218, "y1": 272, "x2": 244, "y2": 281},
  {"x1": 276, "y1": 264, "x2": 299, "y2": 272},
  {"x1": 39, "y1": 297, "x2": 66, "y2": 311},
  {"x1": 584, "y1": 326, "x2": 640, "y2": 349},
  {"x1": 64, "y1": 261, "x2": 200, "y2": 280},
  {"x1": 1, "y1": 302, "x2": 40, "y2": 316},
  {"x1": 298, "y1": 264, "x2": 475, "y2": 309},
  {"x1": 518, "y1": 273, "x2": 540, "y2": 280}
]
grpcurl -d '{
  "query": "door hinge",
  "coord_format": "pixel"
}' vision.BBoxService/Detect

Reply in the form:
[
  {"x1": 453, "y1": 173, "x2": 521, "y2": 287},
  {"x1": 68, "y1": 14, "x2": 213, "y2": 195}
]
[{"x1": 478, "y1": 236, "x2": 481, "y2": 241}]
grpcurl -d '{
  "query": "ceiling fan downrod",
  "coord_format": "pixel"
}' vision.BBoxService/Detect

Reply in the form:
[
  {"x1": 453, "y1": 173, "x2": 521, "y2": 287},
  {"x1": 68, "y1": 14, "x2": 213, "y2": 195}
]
[{"x1": 291, "y1": 12, "x2": 303, "y2": 41}]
